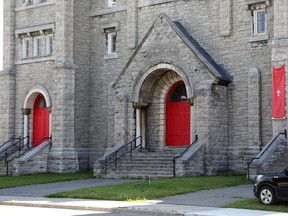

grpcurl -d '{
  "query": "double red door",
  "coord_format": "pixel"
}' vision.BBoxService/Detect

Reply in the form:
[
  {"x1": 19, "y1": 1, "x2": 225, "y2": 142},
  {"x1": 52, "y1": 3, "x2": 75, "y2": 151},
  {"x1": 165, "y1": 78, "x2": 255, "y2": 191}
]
[
  {"x1": 33, "y1": 95, "x2": 49, "y2": 146},
  {"x1": 166, "y1": 81, "x2": 190, "y2": 146}
]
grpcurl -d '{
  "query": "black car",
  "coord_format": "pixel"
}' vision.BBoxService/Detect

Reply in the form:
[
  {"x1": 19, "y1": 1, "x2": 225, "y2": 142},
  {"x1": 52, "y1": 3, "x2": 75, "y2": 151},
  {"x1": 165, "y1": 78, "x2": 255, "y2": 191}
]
[{"x1": 254, "y1": 167, "x2": 288, "y2": 205}]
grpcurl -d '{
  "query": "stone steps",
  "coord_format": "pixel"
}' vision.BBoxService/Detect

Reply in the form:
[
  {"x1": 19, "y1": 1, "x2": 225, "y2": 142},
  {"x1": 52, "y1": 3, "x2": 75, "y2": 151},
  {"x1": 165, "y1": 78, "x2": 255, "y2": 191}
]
[
  {"x1": 0, "y1": 150, "x2": 23, "y2": 175},
  {"x1": 261, "y1": 140, "x2": 288, "y2": 173},
  {"x1": 103, "y1": 149, "x2": 184, "y2": 179}
]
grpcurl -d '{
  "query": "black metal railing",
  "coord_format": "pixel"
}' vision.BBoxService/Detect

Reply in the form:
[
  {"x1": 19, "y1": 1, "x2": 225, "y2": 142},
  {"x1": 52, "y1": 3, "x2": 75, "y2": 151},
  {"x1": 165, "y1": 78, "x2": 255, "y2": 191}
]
[
  {"x1": 103, "y1": 136, "x2": 142, "y2": 174},
  {"x1": 4, "y1": 136, "x2": 52, "y2": 175},
  {"x1": 247, "y1": 130, "x2": 287, "y2": 182},
  {"x1": 172, "y1": 135, "x2": 198, "y2": 177},
  {"x1": 0, "y1": 136, "x2": 28, "y2": 163},
  {"x1": 0, "y1": 137, "x2": 21, "y2": 149}
]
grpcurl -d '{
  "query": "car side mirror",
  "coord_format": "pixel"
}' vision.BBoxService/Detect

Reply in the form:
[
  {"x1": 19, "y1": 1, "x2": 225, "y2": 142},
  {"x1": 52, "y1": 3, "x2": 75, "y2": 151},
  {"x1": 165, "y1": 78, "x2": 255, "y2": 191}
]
[{"x1": 284, "y1": 167, "x2": 288, "y2": 176}]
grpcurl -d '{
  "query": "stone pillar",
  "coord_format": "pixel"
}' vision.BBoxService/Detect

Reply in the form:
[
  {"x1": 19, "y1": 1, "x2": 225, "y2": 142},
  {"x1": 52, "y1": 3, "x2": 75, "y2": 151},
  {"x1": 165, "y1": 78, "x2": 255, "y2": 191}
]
[
  {"x1": 0, "y1": 0, "x2": 16, "y2": 143},
  {"x1": 270, "y1": 1, "x2": 288, "y2": 135},
  {"x1": 141, "y1": 110, "x2": 146, "y2": 148},
  {"x1": 136, "y1": 108, "x2": 141, "y2": 145},
  {"x1": 127, "y1": 0, "x2": 138, "y2": 49},
  {"x1": 47, "y1": 0, "x2": 79, "y2": 173},
  {"x1": 21, "y1": 108, "x2": 31, "y2": 145},
  {"x1": 114, "y1": 91, "x2": 128, "y2": 147},
  {"x1": 219, "y1": 0, "x2": 232, "y2": 37},
  {"x1": 247, "y1": 68, "x2": 261, "y2": 148}
]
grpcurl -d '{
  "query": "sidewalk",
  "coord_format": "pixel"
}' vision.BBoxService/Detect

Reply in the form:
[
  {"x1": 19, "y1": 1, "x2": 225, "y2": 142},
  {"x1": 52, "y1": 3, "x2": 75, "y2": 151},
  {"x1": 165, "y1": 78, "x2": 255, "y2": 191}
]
[{"x1": 0, "y1": 179, "x2": 287, "y2": 216}]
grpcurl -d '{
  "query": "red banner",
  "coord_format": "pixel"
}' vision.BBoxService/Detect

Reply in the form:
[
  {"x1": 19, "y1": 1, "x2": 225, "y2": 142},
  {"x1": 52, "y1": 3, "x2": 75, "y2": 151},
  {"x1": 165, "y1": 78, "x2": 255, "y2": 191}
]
[{"x1": 272, "y1": 65, "x2": 286, "y2": 119}]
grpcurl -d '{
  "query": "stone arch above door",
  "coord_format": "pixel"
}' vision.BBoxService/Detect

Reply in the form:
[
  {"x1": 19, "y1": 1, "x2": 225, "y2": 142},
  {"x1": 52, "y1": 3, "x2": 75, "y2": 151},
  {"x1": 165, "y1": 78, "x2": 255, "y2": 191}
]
[
  {"x1": 23, "y1": 85, "x2": 51, "y2": 109},
  {"x1": 130, "y1": 60, "x2": 194, "y2": 106},
  {"x1": 21, "y1": 85, "x2": 52, "y2": 145}
]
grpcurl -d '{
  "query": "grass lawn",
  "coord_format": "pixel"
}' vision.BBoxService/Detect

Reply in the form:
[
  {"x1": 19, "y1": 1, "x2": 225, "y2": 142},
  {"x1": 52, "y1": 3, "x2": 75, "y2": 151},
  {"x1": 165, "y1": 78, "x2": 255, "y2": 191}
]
[
  {"x1": 0, "y1": 172, "x2": 94, "y2": 189},
  {"x1": 223, "y1": 198, "x2": 288, "y2": 213},
  {"x1": 46, "y1": 175, "x2": 247, "y2": 201}
]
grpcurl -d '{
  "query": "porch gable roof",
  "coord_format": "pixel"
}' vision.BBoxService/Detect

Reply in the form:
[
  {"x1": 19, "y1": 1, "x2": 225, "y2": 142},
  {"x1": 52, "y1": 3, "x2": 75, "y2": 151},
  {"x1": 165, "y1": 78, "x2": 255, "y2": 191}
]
[{"x1": 112, "y1": 13, "x2": 232, "y2": 88}]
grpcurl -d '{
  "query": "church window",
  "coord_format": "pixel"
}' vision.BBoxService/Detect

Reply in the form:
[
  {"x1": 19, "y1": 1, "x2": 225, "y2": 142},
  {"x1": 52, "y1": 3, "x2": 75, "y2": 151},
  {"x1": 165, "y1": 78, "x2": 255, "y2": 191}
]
[
  {"x1": 253, "y1": 9, "x2": 266, "y2": 35},
  {"x1": 46, "y1": 35, "x2": 53, "y2": 56},
  {"x1": 23, "y1": 0, "x2": 47, "y2": 5},
  {"x1": 22, "y1": 39, "x2": 30, "y2": 59},
  {"x1": 101, "y1": 22, "x2": 119, "y2": 59},
  {"x1": 108, "y1": 0, "x2": 116, "y2": 8},
  {"x1": 33, "y1": 37, "x2": 45, "y2": 57},
  {"x1": 105, "y1": 28, "x2": 117, "y2": 55},
  {"x1": 246, "y1": 0, "x2": 270, "y2": 43},
  {"x1": 169, "y1": 83, "x2": 187, "y2": 103},
  {"x1": 20, "y1": 33, "x2": 54, "y2": 60},
  {"x1": 37, "y1": 95, "x2": 47, "y2": 108}
]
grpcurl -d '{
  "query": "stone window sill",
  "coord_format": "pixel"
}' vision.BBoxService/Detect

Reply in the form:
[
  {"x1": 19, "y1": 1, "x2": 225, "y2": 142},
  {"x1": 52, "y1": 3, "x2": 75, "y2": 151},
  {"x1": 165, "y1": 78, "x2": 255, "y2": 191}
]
[
  {"x1": 249, "y1": 34, "x2": 269, "y2": 43},
  {"x1": 104, "y1": 53, "x2": 119, "y2": 60},
  {"x1": 15, "y1": 56, "x2": 55, "y2": 65}
]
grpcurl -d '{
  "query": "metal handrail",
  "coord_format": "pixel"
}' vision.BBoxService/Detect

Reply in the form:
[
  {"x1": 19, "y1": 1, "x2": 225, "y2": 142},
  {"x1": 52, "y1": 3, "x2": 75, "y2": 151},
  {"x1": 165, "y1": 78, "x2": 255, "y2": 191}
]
[
  {"x1": 0, "y1": 137, "x2": 21, "y2": 149},
  {"x1": 173, "y1": 135, "x2": 198, "y2": 177},
  {"x1": 5, "y1": 136, "x2": 52, "y2": 175},
  {"x1": 104, "y1": 136, "x2": 142, "y2": 174},
  {"x1": 0, "y1": 136, "x2": 27, "y2": 163},
  {"x1": 247, "y1": 130, "x2": 287, "y2": 182},
  {"x1": 9, "y1": 136, "x2": 52, "y2": 162}
]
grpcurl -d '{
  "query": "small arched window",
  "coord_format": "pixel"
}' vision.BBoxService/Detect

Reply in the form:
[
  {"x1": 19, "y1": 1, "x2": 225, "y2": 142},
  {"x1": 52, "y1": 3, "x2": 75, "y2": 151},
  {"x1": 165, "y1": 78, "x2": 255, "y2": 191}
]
[
  {"x1": 36, "y1": 95, "x2": 47, "y2": 108},
  {"x1": 168, "y1": 82, "x2": 187, "y2": 103}
]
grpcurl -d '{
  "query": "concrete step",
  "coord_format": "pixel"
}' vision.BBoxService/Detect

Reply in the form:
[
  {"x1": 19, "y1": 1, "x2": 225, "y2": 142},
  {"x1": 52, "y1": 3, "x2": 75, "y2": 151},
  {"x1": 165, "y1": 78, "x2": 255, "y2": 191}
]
[
  {"x1": 263, "y1": 141, "x2": 288, "y2": 173},
  {"x1": 104, "y1": 149, "x2": 182, "y2": 179},
  {"x1": 0, "y1": 149, "x2": 28, "y2": 176}
]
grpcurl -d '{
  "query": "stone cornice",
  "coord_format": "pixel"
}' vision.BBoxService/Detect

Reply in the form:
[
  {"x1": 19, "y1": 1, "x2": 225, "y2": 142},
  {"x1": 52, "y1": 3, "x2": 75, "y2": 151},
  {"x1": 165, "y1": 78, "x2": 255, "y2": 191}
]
[
  {"x1": 15, "y1": 22, "x2": 55, "y2": 36},
  {"x1": 15, "y1": 0, "x2": 56, "y2": 12},
  {"x1": 90, "y1": 5, "x2": 127, "y2": 17}
]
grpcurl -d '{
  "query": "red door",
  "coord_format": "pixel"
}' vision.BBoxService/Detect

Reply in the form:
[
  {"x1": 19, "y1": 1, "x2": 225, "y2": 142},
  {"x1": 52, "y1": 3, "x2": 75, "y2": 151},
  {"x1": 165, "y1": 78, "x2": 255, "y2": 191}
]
[
  {"x1": 33, "y1": 94, "x2": 49, "y2": 147},
  {"x1": 166, "y1": 81, "x2": 190, "y2": 146}
]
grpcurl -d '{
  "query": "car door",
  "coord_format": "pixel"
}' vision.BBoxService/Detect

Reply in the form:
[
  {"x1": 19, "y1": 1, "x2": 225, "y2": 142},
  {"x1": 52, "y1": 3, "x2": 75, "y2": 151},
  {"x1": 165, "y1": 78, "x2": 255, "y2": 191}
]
[{"x1": 275, "y1": 171, "x2": 288, "y2": 199}]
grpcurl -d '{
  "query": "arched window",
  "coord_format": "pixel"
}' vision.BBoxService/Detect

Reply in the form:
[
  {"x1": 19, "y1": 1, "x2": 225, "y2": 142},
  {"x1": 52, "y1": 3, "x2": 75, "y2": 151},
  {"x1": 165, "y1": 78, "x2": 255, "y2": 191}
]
[
  {"x1": 168, "y1": 82, "x2": 187, "y2": 102},
  {"x1": 36, "y1": 95, "x2": 47, "y2": 108}
]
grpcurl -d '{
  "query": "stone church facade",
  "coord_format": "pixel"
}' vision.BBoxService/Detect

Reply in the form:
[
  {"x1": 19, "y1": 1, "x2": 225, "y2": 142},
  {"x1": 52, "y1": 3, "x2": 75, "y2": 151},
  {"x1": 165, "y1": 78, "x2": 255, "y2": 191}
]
[{"x1": 1, "y1": 0, "x2": 287, "y2": 176}]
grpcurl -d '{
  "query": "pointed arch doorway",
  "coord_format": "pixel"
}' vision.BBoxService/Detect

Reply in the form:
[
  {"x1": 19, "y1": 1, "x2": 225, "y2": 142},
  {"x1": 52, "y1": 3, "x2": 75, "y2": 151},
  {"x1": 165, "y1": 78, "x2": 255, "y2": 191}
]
[
  {"x1": 33, "y1": 94, "x2": 50, "y2": 147},
  {"x1": 166, "y1": 81, "x2": 191, "y2": 146}
]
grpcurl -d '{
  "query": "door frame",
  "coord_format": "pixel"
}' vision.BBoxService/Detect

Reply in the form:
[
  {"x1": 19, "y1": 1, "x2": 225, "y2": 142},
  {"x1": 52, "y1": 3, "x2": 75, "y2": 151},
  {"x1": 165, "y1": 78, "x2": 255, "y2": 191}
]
[{"x1": 22, "y1": 87, "x2": 52, "y2": 146}]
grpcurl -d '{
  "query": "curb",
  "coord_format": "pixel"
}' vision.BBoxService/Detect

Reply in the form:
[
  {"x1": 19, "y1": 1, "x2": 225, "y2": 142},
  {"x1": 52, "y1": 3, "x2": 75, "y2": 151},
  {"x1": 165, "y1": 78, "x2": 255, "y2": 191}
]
[{"x1": 0, "y1": 200, "x2": 186, "y2": 216}]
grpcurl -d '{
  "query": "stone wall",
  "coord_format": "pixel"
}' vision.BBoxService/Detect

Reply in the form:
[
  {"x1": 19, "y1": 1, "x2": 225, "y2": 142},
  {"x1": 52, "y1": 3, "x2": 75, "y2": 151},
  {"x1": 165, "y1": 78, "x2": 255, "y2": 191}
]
[
  {"x1": 2, "y1": 0, "x2": 284, "y2": 175},
  {"x1": 90, "y1": 0, "x2": 273, "y2": 173}
]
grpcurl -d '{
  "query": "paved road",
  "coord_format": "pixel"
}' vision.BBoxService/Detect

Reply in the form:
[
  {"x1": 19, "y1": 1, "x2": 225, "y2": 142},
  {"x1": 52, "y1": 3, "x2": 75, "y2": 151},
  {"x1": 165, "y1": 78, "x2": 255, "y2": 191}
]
[
  {"x1": 0, "y1": 179, "x2": 136, "y2": 197},
  {"x1": 158, "y1": 184, "x2": 254, "y2": 207}
]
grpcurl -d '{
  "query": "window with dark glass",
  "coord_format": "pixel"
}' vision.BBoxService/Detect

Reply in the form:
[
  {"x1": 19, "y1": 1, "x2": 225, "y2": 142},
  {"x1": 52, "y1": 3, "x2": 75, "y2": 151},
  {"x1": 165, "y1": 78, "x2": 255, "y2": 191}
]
[
  {"x1": 37, "y1": 95, "x2": 47, "y2": 108},
  {"x1": 169, "y1": 83, "x2": 187, "y2": 102}
]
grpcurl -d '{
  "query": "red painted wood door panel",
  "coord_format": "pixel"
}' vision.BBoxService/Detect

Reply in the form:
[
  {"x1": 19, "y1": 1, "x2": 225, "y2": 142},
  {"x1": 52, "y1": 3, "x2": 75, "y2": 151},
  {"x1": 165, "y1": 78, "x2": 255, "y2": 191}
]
[
  {"x1": 33, "y1": 94, "x2": 49, "y2": 147},
  {"x1": 166, "y1": 81, "x2": 190, "y2": 146}
]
